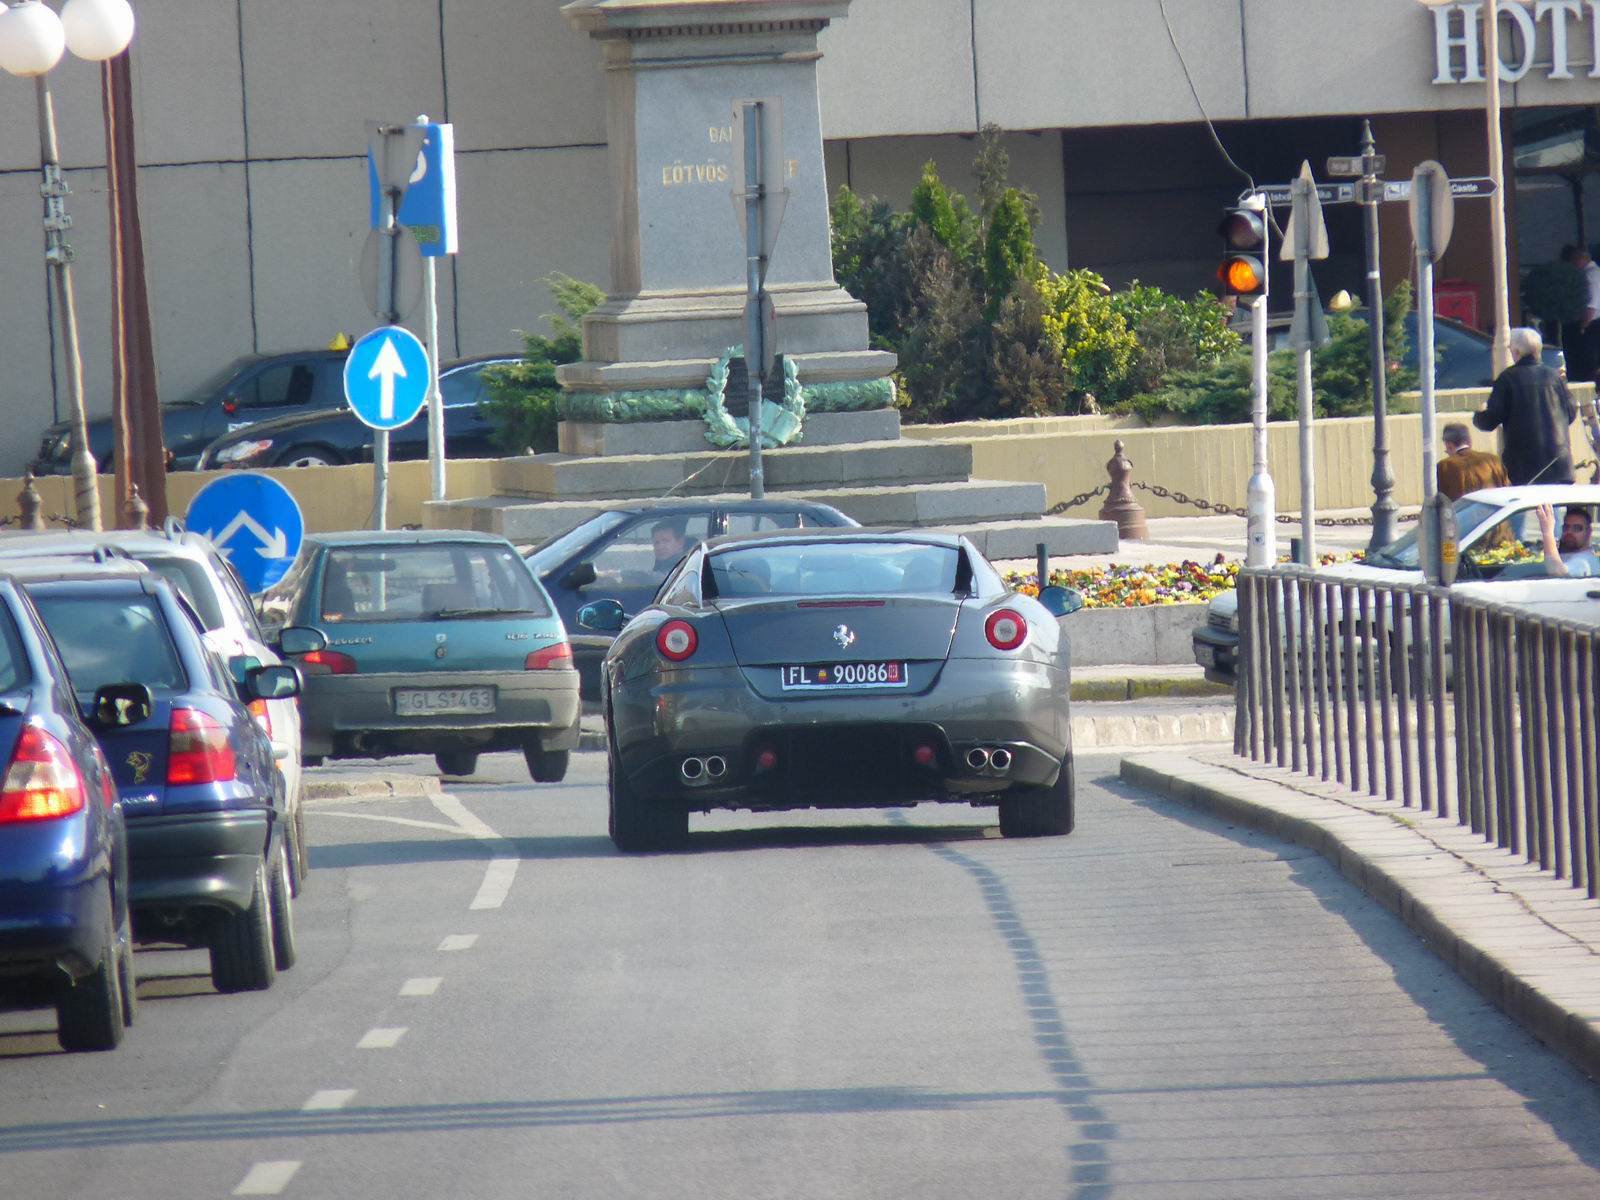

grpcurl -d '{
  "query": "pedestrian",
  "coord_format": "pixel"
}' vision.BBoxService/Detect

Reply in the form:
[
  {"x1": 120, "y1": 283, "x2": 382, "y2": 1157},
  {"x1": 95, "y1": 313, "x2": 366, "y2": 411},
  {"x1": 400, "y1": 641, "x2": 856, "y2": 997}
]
[
  {"x1": 1435, "y1": 422, "x2": 1509, "y2": 500},
  {"x1": 1559, "y1": 244, "x2": 1600, "y2": 383},
  {"x1": 1473, "y1": 327, "x2": 1579, "y2": 485}
]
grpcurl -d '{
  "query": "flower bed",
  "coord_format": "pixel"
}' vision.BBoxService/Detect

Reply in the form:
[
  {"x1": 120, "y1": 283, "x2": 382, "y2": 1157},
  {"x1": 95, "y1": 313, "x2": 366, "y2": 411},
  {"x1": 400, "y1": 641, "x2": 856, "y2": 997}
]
[{"x1": 1003, "y1": 552, "x2": 1361, "y2": 609}]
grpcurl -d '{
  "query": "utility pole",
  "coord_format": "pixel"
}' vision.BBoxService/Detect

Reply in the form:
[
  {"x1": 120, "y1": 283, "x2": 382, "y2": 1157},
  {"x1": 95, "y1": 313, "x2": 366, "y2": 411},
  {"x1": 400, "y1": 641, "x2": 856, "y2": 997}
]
[
  {"x1": 33, "y1": 76, "x2": 100, "y2": 531},
  {"x1": 1358, "y1": 123, "x2": 1395, "y2": 550},
  {"x1": 738, "y1": 99, "x2": 766, "y2": 499},
  {"x1": 1284, "y1": 162, "x2": 1331, "y2": 568}
]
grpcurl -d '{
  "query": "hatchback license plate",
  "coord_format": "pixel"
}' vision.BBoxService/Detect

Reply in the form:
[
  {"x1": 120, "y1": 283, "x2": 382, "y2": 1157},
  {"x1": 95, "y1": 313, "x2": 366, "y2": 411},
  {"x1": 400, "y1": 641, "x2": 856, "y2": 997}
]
[
  {"x1": 394, "y1": 687, "x2": 496, "y2": 716},
  {"x1": 781, "y1": 662, "x2": 907, "y2": 690},
  {"x1": 1194, "y1": 644, "x2": 1216, "y2": 668}
]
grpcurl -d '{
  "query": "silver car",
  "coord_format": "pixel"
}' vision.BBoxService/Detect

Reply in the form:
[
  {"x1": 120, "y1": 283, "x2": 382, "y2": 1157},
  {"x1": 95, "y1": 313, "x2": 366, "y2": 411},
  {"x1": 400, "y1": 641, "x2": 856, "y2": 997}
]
[{"x1": 581, "y1": 530, "x2": 1084, "y2": 851}]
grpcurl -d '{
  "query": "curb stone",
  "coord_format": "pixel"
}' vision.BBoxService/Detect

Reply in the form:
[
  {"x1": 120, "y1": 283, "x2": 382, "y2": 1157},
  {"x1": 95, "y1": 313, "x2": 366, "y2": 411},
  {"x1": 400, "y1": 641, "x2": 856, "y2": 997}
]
[
  {"x1": 302, "y1": 774, "x2": 443, "y2": 803},
  {"x1": 1121, "y1": 750, "x2": 1600, "y2": 1085}
]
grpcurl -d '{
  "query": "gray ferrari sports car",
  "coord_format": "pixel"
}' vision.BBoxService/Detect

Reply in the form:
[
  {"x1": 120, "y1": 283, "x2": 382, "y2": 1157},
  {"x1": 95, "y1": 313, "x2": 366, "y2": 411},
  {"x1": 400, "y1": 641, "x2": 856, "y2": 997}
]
[{"x1": 578, "y1": 530, "x2": 1084, "y2": 851}]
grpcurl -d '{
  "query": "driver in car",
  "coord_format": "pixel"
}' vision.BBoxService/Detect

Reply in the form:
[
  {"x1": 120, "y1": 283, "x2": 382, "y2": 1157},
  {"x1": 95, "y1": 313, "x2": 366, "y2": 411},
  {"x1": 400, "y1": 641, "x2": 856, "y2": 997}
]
[
  {"x1": 1532, "y1": 504, "x2": 1599, "y2": 578},
  {"x1": 651, "y1": 520, "x2": 689, "y2": 576}
]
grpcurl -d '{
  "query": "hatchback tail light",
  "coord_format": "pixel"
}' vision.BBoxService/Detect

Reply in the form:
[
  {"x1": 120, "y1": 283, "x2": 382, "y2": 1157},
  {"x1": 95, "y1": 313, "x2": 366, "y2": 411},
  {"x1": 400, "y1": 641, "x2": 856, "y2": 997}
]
[
  {"x1": 248, "y1": 698, "x2": 273, "y2": 737},
  {"x1": 984, "y1": 608, "x2": 1028, "y2": 651},
  {"x1": 299, "y1": 649, "x2": 357, "y2": 675},
  {"x1": 526, "y1": 642, "x2": 573, "y2": 670},
  {"x1": 656, "y1": 620, "x2": 698, "y2": 662},
  {"x1": 167, "y1": 708, "x2": 237, "y2": 786},
  {"x1": 0, "y1": 725, "x2": 87, "y2": 824}
]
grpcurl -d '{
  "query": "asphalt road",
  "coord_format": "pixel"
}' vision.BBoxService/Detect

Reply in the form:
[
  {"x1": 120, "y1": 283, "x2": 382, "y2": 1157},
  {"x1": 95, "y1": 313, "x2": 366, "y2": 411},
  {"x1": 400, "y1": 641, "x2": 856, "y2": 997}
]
[{"x1": 4, "y1": 751, "x2": 1600, "y2": 1199}]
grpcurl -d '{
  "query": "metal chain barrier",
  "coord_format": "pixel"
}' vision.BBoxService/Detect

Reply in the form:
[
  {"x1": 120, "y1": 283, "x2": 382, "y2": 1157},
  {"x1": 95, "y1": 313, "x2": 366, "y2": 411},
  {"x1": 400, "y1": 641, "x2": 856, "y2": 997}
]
[{"x1": 1049, "y1": 480, "x2": 1411, "y2": 527}]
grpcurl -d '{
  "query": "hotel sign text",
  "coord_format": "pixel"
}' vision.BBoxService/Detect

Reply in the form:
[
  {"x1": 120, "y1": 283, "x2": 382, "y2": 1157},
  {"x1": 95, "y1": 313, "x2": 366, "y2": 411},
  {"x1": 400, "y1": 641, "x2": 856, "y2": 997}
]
[{"x1": 1432, "y1": 1, "x2": 1600, "y2": 83}]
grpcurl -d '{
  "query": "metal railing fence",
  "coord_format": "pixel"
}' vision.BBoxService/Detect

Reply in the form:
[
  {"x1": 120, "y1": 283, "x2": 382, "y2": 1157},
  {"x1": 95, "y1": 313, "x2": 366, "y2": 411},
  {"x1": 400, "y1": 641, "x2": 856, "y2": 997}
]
[{"x1": 1236, "y1": 567, "x2": 1600, "y2": 899}]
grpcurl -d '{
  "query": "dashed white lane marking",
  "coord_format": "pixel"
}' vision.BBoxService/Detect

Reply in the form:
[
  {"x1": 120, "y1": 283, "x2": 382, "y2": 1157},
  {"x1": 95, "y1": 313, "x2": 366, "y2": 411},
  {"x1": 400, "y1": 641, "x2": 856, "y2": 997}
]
[
  {"x1": 400, "y1": 977, "x2": 442, "y2": 997},
  {"x1": 357, "y1": 1027, "x2": 407, "y2": 1049},
  {"x1": 233, "y1": 1161, "x2": 301, "y2": 1195},
  {"x1": 430, "y1": 792, "x2": 520, "y2": 911},
  {"x1": 303, "y1": 1090, "x2": 357, "y2": 1111},
  {"x1": 438, "y1": 934, "x2": 478, "y2": 952}
]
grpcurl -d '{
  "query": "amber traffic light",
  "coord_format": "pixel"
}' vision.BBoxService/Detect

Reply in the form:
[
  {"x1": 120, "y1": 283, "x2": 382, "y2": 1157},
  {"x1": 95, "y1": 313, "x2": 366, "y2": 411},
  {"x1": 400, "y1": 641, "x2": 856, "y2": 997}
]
[{"x1": 1217, "y1": 204, "x2": 1267, "y2": 298}]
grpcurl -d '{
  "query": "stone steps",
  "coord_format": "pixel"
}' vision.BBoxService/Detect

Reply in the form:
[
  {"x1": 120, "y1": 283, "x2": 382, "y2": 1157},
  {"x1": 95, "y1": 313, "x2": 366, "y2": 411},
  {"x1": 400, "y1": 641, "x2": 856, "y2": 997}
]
[
  {"x1": 489, "y1": 438, "x2": 974, "y2": 501},
  {"x1": 424, "y1": 480, "x2": 1117, "y2": 555}
]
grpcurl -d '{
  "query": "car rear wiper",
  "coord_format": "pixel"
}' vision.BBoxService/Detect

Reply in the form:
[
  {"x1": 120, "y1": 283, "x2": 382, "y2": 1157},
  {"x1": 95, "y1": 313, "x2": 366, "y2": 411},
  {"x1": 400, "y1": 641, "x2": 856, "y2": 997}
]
[{"x1": 431, "y1": 607, "x2": 541, "y2": 619}]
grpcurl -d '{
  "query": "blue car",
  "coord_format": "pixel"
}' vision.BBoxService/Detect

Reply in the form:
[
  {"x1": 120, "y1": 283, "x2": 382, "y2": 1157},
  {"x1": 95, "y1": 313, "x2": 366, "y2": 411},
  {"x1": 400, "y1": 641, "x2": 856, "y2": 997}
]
[
  {"x1": 16, "y1": 564, "x2": 302, "y2": 994},
  {"x1": 0, "y1": 576, "x2": 134, "y2": 1051}
]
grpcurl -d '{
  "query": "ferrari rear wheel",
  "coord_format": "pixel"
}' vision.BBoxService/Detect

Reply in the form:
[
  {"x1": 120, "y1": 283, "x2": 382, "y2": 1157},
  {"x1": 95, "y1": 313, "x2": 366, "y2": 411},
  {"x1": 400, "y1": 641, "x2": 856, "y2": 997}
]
[
  {"x1": 607, "y1": 740, "x2": 686, "y2": 852},
  {"x1": 998, "y1": 756, "x2": 1075, "y2": 838}
]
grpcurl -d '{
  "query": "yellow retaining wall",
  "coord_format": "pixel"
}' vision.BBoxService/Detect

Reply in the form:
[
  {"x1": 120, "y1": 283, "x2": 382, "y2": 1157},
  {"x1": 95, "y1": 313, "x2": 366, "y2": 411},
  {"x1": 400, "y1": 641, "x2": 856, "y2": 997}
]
[
  {"x1": 903, "y1": 386, "x2": 1597, "y2": 519},
  {"x1": 0, "y1": 459, "x2": 497, "y2": 534}
]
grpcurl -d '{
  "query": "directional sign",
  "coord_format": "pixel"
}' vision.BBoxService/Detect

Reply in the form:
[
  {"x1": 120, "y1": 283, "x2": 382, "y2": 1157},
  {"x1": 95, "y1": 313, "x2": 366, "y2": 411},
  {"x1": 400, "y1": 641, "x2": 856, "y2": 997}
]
[
  {"x1": 187, "y1": 474, "x2": 305, "y2": 594},
  {"x1": 1381, "y1": 175, "x2": 1497, "y2": 203},
  {"x1": 1259, "y1": 182, "x2": 1355, "y2": 208},
  {"x1": 730, "y1": 97, "x2": 789, "y2": 278},
  {"x1": 398, "y1": 122, "x2": 458, "y2": 257},
  {"x1": 344, "y1": 327, "x2": 430, "y2": 431}
]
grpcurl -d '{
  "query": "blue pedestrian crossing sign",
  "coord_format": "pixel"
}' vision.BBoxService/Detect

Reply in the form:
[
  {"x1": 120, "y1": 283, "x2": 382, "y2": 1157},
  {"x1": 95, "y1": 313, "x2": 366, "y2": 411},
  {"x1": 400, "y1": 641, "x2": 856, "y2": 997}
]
[
  {"x1": 344, "y1": 326, "x2": 429, "y2": 431},
  {"x1": 187, "y1": 473, "x2": 305, "y2": 594}
]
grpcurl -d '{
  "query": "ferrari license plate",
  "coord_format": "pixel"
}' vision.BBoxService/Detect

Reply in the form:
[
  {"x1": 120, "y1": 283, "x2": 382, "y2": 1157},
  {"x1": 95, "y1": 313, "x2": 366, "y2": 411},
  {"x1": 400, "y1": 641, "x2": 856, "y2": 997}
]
[
  {"x1": 394, "y1": 687, "x2": 496, "y2": 716},
  {"x1": 780, "y1": 662, "x2": 908, "y2": 690}
]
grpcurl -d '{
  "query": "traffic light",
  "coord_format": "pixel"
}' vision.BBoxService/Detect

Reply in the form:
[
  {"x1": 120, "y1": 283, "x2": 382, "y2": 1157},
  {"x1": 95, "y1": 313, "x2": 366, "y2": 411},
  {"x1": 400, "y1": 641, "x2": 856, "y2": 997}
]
[{"x1": 1217, "y1": 200, "x2": 1267, "y2": 298}]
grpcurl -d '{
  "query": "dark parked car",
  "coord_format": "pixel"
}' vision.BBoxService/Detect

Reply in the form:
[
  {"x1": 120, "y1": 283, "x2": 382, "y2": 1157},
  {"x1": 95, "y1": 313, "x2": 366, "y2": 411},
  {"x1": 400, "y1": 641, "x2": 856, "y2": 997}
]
[
  {"x1": 17, "y1": 564, "x2": 301, "y2": 994},
  {"x1": 34, "y1": 348, "x2": 351, "y2": 474},
  {"x1": 526, "y1": 499, "x2": 858, "y2": 701},
  {"x1": 197, "y1": 355, "x2": 519, "y2": 470},
  {"x1": 584, "y1": 529, "x2": 1084, "y2": 851},
  {"x1": 0, "y1": 577, "x2": 134, "y2": 1051}
]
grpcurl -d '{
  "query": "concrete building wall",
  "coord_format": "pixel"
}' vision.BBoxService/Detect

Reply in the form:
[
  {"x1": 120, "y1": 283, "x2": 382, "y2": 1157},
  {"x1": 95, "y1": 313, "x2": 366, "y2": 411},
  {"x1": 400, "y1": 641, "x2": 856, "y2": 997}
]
[{"x1": 2, "y1": 0, "x2": 1599, "y2": 475}]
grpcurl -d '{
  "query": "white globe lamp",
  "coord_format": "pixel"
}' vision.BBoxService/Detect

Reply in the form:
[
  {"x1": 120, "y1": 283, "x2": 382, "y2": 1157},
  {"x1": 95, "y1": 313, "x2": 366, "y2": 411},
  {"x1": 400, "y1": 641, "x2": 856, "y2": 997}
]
[
  {"x1": 61, "y1": 0, "x2": 133, "y2": 61},
  {"x1": 0, "y1": 0, "x2": 68, "y2": 77}
]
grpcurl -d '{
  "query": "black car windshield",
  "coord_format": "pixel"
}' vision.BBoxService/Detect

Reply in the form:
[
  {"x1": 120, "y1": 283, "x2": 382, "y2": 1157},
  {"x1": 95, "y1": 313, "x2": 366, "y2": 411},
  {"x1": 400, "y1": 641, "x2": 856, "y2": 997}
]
[
  {"x1": 1366, "y1": 498, "x2": 1500, "y2": 569},
  {"x1": 321, "y1": 543, "x2": 550, "y2": 621},
  {"x1": 31, "y1": 594, "x2": 186, "y2": 702},
  {"x1": 133, "y1": 555, "x2": 227, "y2": 630},
  {"x1": 527, "y1": 511, "x2": 632, "y2": 572},
  {"x1": 710, "y1": 542, "x2": 959, "y2": 597},
  {"x1": 169, "y1": 356, "x2": 255, "y2": 406}
]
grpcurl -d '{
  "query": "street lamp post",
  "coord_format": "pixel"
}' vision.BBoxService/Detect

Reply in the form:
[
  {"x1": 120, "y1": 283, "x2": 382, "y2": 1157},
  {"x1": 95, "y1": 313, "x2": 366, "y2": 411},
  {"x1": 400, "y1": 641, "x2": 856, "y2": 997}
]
[
  {"x1": 0, "y1": 0, "x2": 134, "y2": 533},
  {"x1": 1418, "y1": 0, "x2": 1515, "y2": 374}
]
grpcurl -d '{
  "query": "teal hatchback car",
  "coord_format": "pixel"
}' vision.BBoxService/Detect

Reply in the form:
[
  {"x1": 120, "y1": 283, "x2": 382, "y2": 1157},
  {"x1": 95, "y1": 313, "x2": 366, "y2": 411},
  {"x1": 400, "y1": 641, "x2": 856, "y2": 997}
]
[{"x1": 260, "y1": 532, "x2": 580, "y2": 781}]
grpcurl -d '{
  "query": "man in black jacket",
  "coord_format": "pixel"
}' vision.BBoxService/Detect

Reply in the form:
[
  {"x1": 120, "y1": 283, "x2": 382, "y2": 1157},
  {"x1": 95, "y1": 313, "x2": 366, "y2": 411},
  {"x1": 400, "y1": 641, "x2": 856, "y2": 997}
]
[{"x1": 1474, "y1": 327, "x2": 1578, "y2": 484}]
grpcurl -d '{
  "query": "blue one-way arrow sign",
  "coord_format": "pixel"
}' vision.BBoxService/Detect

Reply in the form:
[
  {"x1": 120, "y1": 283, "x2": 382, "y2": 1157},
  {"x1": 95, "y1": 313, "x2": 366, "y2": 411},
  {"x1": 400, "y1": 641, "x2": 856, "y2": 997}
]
[
  {"x1": 187, "y1": 473, "x2": 305, "y2": 594},
  {"x1": 344, "y1": 326, "x2": 430, "y2": 430}
]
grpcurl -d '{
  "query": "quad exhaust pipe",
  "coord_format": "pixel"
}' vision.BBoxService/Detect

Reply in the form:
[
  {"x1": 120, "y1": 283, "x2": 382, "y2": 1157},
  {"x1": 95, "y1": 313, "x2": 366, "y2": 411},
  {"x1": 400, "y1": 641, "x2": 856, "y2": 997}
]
[
  {"x1": 680, "y1": 755, "x2": 729, "y2": 784},
  {"x1": 966, "y1": 746, "x2": 1014, "y2": 774}
]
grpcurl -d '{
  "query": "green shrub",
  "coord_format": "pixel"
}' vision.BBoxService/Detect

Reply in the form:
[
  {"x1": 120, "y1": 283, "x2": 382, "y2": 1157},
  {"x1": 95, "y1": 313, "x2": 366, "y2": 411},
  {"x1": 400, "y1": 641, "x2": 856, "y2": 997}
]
[{"x1": 479, "y1": 274, "x2": 603, "y2": 455}]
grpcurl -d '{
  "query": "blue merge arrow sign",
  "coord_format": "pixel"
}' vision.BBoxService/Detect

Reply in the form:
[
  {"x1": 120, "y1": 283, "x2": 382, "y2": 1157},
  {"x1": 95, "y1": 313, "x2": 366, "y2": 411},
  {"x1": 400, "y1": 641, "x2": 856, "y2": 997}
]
[
  {"x1": 187, "y1": 473, "x2": 305, "y2": 594},
  {"x1": 344, "y1": 326, "x2": 430, "y2": 431}
]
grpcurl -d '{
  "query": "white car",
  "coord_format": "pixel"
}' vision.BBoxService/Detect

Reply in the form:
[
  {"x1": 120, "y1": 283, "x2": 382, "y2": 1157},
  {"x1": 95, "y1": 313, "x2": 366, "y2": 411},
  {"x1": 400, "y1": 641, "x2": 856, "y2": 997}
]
[
  {"x1": 0, "y1": 528, "x2": 309, "y2": 891},
  {"x1": 1195, "y1": 484, "x2": 1600, "y2": 683},
  {"x1": 1453, "y1": 576, "x2": 1600, "y2": 627}
]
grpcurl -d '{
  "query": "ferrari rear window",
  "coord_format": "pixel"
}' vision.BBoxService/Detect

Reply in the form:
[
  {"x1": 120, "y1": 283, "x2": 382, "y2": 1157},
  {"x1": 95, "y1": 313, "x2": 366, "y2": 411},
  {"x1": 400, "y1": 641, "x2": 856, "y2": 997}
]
[{"x1": 710, "y1": 542, "x2": 959, "y2": 598}]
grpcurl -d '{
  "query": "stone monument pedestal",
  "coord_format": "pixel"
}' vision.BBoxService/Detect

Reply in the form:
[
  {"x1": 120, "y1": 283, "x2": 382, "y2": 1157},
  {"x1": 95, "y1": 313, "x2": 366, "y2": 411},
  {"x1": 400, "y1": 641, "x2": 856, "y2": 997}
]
[{"x1": 555, "y1": 0, "x2": 896, "y2": 435}]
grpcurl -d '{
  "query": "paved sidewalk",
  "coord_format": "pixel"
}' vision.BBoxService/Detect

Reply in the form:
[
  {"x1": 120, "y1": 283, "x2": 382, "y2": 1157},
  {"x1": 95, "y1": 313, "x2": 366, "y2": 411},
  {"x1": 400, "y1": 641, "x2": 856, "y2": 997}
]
[{"x1": 1123, "y1": 748, "x2": 1600, "y2": 1083}]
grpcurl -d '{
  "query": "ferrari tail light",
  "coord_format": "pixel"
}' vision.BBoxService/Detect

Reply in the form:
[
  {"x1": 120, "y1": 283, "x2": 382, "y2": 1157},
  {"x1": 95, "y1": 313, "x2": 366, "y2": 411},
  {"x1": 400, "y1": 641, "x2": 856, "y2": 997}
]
[
  {"x1": 168, "y1": 708, "x2": 237, "y2": 786},
  {"x1": 525, "y1": 642, "x2": 573, "y2": 670},
  {"x1": 984, "y1": 608, "x2": 1028, "y2": 651},
  {"x1": 656, "y1": 620, "x2": 698, "y2": 662},
  {"x1": 0, "y1": 725, "x2": 87, "y2": 824},
  {"x1": 300, "y1": 649, "x2": 357, "y2": 675},
  {"x1": 248, "y1": 698, "x2": 273, "y2": 737}
]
